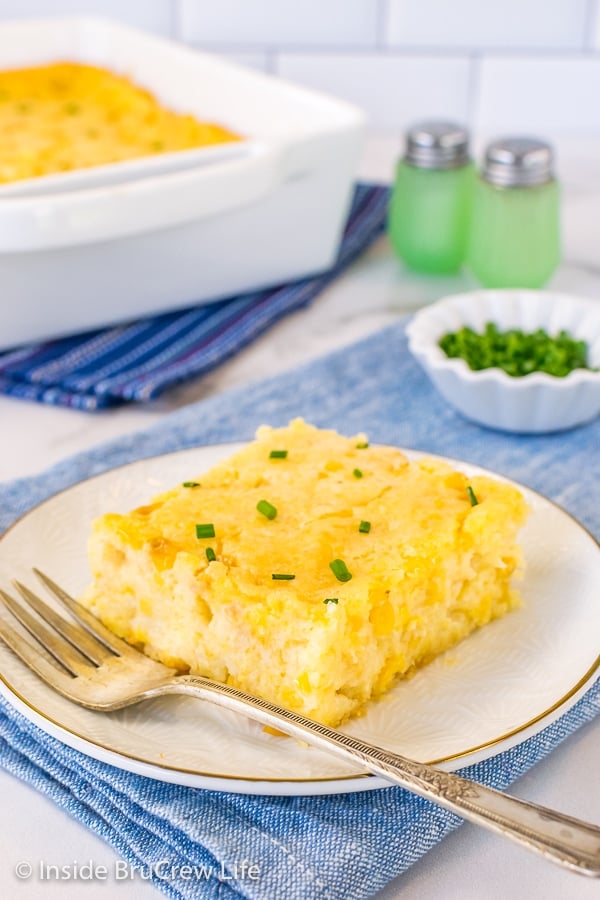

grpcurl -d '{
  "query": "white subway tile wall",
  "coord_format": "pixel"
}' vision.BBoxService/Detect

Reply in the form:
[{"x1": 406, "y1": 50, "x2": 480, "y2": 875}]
[
  {"x1": 277, "y1": 54, "x2": 471, "y2": 132},
  {"x1": 477, "y1": 58, "x2": 600, "y2": 134},
  {"x1": 0, "y1": 0, "x2": 174, "y2": 34},
  {"x1": 3, "y1": 0, "x2": 600, "y2": 134},
  {"x1": 178, "y1": 0, "x2": 379, "y2": 47},
  {"x1": 385, "y1": 0, "x2": 589, "y2": 50},
  {"x1": 588, "y1": 0, "x2": 600, "y2": 48}
]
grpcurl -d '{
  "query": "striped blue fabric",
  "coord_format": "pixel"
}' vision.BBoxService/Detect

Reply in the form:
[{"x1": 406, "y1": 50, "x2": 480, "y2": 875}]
[{"x1": 0, "y1": 184, "x2": 388, "y2": 411}]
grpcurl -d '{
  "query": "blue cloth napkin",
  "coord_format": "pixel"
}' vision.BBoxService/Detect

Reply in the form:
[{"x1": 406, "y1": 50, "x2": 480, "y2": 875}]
[
  {"x1": 0, "y1": 320, "x2": 598, "y2": 900},
  {"x1": 0, "y1": 184, "x2": 388, "y2": 411}
]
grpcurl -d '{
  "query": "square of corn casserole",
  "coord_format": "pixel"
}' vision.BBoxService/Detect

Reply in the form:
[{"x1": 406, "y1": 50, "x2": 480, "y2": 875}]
[{"x1": 82, "y1": 420, "x2": 529, "y2": 727}]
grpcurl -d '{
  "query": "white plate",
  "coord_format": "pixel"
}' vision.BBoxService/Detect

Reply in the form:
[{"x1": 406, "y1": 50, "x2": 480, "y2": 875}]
[{"x1": 0, "y1": 445, "x2": 598, "y2": 796}]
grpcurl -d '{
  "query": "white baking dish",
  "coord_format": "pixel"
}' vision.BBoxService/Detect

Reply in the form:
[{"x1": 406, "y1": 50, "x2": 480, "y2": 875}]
[{"x1": 0, "y1": 17, "x2": 365, "y2": 349}]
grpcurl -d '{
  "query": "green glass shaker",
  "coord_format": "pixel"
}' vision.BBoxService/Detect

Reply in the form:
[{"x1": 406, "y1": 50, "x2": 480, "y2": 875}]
[
  {"x1": 388, "y1": 121, "x2": 473, "y2": 274},
  {"x1": 467, "y1": 138, "x2": 560, "y2": 288}
]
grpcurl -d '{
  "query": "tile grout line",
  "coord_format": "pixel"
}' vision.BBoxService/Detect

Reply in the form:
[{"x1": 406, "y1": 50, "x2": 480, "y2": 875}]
[
  {"x1": 180, "y1": 44, "x2": 600, "y2": 60},
  {"x1": 169, "y1": 0, "x2": 183, "y2": 41},
  {"x1": 583, "y1": 0, "x2": 597, "y2": 50},
  {"x1": 264, "y1": 48, "x2": 277, "y2": 75},
  {"x1": 376, "y1": 0, "x2": 389, "y2": 49},
  {"x1": 466, "y1": 54, "x2": 482, "y2": 134}
]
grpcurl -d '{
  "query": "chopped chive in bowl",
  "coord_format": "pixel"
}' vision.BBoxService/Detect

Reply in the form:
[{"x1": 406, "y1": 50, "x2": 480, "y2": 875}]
[{"x1": 439, "y1": 323, "x2": 593, "y2": 378}]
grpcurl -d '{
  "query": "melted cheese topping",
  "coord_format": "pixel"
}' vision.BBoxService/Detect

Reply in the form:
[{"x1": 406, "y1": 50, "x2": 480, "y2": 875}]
[
  {"x1": 0, "y1": 61, "x2": 241, "y2": 184},
  {"x1": 82, "y1": 419, "x2": 529, "y2": 727}
]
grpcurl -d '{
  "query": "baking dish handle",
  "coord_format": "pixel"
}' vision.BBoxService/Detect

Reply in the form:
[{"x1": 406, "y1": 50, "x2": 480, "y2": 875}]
[{"x1": 0, "y1": 144, "x2": 285, "y2": 252}]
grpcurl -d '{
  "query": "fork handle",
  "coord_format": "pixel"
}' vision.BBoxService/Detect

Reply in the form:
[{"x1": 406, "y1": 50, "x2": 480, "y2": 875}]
[{"x1": 169, "y1": 674, "x2": 600, "y2": 877}]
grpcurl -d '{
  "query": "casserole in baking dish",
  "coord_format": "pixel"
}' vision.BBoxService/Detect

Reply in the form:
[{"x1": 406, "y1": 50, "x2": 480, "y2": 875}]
[
  {"x1": 0, "y1": 61, "x2": 241, "y2": 184},
  {"x1": 0, "y1": 17, "x2": 365, "y2": 349}
]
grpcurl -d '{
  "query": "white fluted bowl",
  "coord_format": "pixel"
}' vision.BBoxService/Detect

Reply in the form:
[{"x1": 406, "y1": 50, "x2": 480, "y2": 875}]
[{"x1": 406, "y1": 290, "x2": 600, "y2": 434}]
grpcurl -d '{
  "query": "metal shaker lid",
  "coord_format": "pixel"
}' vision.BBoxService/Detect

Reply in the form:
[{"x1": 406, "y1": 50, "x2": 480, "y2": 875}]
[
  {"x1": 481, "y1": 138, "x2": 555, "y2": 187},
  {"x1": 404, "y1": 121, "x2": 470, "y2": 170}
]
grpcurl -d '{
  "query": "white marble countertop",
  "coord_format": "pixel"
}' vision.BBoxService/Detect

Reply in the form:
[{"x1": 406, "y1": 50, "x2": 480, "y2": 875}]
[{"x1": 0, "y1": 137, "x2": 599, "y2": 900}]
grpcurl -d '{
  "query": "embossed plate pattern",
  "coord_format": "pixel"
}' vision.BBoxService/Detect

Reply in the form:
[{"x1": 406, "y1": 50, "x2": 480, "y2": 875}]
[{"x1": 0, "y1": 445, "x2": 598, "y2": 796}]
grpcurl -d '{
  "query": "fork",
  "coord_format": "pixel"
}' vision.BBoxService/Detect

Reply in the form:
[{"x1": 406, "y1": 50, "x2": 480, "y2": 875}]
[{"x1": 0, "y1": 570, "x2": 599, "y2": 878}]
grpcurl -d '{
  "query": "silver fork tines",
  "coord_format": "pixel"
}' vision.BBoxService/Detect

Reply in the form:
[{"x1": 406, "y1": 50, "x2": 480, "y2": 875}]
[
  {"x1": 0, "y1": 569, "x2": 599, "y2": 879},
  {"x1": 0, "y1": 585, "x2": 95, "y2": 677},
  {"x1": 32, "y1": 568, "x2": 135, "y2": 658},
  {"x1": 12, "y1": 579, "x2": 111, "y2": 667}
]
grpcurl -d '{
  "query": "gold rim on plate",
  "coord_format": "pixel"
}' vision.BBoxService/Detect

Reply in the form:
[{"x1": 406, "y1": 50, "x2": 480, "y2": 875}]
[{"x1": 0, "y1": 444, "x2": 598, "y2": 787}]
